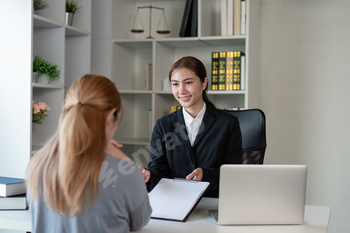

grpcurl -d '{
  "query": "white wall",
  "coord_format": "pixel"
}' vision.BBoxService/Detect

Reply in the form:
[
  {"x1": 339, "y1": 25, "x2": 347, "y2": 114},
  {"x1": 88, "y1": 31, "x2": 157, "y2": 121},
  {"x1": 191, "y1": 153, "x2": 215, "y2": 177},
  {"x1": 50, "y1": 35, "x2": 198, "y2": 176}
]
[
  {"x1": 0, "y1": 0, "x2": 32, "y2": 179},
  {"x1": 0, "y1": 2, "x2": 32, "y2": 233},
  {"x1": 259, "y1": 0, "x2": 350, "y2": 232}
]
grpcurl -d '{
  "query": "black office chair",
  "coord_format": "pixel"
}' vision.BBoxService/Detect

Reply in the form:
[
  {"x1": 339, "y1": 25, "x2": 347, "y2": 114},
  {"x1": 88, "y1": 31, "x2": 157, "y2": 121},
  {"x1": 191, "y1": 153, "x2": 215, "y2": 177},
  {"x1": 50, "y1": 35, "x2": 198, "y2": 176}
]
[{"x1": 223, "y1": 109, "x2": 267, "y2": 164}]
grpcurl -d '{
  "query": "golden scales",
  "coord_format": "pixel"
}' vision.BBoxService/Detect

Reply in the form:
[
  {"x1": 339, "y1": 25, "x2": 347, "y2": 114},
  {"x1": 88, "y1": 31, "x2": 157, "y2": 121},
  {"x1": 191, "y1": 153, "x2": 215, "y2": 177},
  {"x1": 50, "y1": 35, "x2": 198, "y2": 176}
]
[{"x1": 131, "y1": 5, "x2": 170, "y2": 39}]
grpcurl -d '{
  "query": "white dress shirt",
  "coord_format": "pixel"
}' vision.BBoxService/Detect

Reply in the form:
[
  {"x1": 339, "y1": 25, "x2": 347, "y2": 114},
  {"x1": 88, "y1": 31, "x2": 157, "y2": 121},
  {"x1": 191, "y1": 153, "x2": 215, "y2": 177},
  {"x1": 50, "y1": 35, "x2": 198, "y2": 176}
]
[{"x1": 183, "y1": 102, "x2": 206, "y2": 146}]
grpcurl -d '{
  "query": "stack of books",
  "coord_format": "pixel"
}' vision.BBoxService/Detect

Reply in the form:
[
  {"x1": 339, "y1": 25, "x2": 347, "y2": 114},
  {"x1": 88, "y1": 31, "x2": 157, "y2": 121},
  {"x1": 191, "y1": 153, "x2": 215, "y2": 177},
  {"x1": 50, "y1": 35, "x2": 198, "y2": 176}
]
[
  {"x1": 221, "y1": 0, "x2": 246, "y2": 36},
  {"x1": 211, "y1": 51, "x2": 245, "y2": 91},
  {"x1": 0, "y1": 176, "x2": 27, "y2": 210}
]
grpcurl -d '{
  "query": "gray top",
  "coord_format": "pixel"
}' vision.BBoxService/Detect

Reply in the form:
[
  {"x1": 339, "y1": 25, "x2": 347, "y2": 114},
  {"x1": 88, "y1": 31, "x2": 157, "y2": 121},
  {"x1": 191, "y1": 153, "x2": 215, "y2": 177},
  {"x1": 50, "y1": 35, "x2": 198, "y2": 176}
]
[{"x1": 28, "y1": 154, "x2": 152, "y2": 233}]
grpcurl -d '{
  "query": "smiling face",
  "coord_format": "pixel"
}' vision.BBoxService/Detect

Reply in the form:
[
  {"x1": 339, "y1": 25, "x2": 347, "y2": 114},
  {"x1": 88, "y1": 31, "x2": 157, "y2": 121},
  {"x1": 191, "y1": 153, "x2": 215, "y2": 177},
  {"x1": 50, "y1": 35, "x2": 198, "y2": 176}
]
[{"x1": 170, "y1": 68, "x2": 208, "y2": 117}]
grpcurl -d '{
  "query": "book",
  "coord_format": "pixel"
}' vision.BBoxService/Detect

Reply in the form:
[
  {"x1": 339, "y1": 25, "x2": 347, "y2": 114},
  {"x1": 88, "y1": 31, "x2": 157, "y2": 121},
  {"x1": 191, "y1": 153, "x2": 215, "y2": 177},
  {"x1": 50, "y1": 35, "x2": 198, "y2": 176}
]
[
  {"x1": 0, "y1": 194, "x2": 27, "y2": 210},
  {"x1": 233, "y1": 0, "x2": 241, "y2": 35},
  {"x1": 225, "y1": 51, "x2": 234, "y2": 90},
  {"x1": 190, "y1": 0, "x2": 198, "y2": 37},
  {"x1": 0, "y1": 177, "x2": 26, "y2": 197},
  {"x1": 220, "y1": 0, "x2": 227, "y2": 36},
  {"x1": 145, "y1": 63, "x2": 152, "y2": 90},
  {"x1": 218, "y1": 51, "x2": 226, "y2": 90},
  {"x1": 241, "y1": 53, "x2": 246, "y2": 90},
  {"x1": 163, "y1": 77, "x2": 171, "y2": 91},
  {"x1": 179, "y1": 0, "x2": 194, "y2": 37},
  {"x1": 149, "y1": 178, "x2": 210, "y2": 222},
  {"x1": 233, "y1": 51, "x2": 242, "y2": 90},
  {"x1": 240, "y1": 0, "x2": 246, "y2": 35},
  {"x1": 227, "y1": 0, "x2": 233, "y2": 35},
  {"x1": 211, "y1": 52, "x2": 219, "y2": 90}
]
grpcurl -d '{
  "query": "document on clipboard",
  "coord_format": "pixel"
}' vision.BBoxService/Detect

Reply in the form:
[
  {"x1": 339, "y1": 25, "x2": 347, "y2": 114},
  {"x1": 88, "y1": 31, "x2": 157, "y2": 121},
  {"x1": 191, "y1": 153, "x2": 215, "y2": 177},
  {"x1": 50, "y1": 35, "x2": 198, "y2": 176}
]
[{"x1": 149, "y1": 178, "x2": 210, "y2": 222}]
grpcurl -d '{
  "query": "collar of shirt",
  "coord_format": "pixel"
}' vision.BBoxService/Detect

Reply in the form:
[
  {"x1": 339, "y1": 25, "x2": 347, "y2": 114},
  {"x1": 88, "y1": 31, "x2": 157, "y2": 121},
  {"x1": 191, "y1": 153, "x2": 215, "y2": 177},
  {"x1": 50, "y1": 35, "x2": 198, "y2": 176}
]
[{"x1": 182, "y1": 102, "x2": 206, "y2": 145}]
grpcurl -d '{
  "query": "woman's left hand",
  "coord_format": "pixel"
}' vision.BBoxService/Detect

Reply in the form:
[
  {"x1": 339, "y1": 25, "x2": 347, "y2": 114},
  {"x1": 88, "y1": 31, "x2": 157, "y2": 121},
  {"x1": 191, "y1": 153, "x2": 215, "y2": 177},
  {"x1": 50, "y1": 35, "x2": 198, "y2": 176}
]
[{"x1": 186, "y1": 168, "x2": 203, "y2": 181}]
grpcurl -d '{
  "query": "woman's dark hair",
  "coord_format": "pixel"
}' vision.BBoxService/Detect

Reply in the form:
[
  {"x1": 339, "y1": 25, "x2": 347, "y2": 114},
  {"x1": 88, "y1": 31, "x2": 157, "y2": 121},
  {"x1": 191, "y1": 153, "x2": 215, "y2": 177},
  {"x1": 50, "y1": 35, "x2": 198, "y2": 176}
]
[{"x1": 168, "y1": 56, "x2": 216, "y2": 109}]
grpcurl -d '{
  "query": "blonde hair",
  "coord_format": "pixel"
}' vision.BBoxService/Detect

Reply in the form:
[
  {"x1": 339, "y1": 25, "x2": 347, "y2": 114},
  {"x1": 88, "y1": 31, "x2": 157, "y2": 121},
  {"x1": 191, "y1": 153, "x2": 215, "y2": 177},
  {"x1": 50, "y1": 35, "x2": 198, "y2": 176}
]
[{"x1": 26, "y1": 74, "x2": 123, "y2": 215}]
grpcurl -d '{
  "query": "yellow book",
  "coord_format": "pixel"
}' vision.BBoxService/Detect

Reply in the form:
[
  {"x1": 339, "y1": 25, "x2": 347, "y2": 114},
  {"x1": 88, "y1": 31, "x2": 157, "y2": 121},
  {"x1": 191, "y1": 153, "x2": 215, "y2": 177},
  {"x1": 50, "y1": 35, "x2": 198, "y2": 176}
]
[
  {"x1": 233, "y1": 51, "x2": 241, "y2": 90},
  {"x1": 226, "y1": 51, "x2": 234, "y2": 90},
  {"x1": 218, "y1": 51, "x2": 226, "y2": 90},
  {"x1": 211, "y1": 52, "x2": 219, "y2": 90}
]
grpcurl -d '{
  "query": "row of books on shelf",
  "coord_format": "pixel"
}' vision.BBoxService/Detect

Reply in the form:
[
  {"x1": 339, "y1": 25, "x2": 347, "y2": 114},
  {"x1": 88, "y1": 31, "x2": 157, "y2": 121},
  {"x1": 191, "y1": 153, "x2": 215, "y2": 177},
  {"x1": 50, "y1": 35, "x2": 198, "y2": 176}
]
[
  {"x1": 211, "y1": 50, "x2": 245, "y2": 91},
  {"x1": 221, "y1": 0, "x2": 246, "y2": 36},
  {"x1": 0, "y1": 176, "x2": 27, "y2": 210}
]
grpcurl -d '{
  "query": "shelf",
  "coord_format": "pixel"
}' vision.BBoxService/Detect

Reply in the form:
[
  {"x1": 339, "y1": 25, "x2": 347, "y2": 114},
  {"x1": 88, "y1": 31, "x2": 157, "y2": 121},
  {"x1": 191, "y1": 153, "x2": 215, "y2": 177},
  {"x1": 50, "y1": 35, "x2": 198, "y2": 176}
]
[
  {"x1": 207, "y1": 90, "x2": 246, "y2": 95},
  {"x1": 31, "y1": 0, "x2": 91, "y2": 151},
  {"x1": 93, "y1": 0, "x2": 259, "y2": 150},
  {"x1": 156, "y1": 37, "x2": 208, "y2": 47},
  {"x1": 65, "y1": 26, "x2": 90, "y2": 36},
  {"x1": 113, "y1": 39, "x2": 153, "y2": 49},
  {"x1": 33, "y1": 14, "x2": 63, "y2": 28},
  {"x1": 199, "y1": 36, "x2": 246, "y2": 47},
  {"x1": 32, "y1": 83, "x2": 64, "y2": 89},
  {"x1": 113, "y1": 36, "x2": 246, "y2": 48}
]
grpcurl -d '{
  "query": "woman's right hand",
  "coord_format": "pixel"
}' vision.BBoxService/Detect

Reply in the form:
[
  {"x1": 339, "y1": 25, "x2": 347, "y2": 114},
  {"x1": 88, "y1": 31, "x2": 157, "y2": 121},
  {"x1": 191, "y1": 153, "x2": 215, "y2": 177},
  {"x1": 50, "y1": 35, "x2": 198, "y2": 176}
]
[
  {"x1": 105, "y1": 139, "x2": 130, "y2": 160},
  {"x1": 138, "y1": 166, "x2": 151, "y2": 183}
]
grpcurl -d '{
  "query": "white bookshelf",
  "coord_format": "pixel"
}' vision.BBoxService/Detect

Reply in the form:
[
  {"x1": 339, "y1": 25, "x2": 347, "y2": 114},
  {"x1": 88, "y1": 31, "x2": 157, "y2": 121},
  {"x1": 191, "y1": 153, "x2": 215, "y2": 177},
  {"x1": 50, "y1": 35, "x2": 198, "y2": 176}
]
[
  {"x1": 91, "y1": 0, "x2": 260, "y2": 158},
  {"x1": 32, "y1": 0, "x2": 91, "y2": 153}
]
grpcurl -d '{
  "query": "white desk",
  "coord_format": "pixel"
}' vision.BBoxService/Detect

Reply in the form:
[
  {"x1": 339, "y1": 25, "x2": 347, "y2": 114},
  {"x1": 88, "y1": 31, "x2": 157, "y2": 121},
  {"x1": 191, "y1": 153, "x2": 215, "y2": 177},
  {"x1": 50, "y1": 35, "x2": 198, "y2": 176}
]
[{"x1": 0, "y1": 198, "x2": 331, "y2": 233}]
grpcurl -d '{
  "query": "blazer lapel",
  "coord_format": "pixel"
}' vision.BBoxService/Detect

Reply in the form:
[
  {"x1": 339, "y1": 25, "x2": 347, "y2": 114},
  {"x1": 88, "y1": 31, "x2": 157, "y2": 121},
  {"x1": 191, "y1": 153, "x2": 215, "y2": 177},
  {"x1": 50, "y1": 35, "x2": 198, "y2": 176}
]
[
  {"x1": 192, "y1": 104, "x2": 217, "y2": 147},
  {"x1": 172, "y1": 109, "x2": 193, "y2": 152}
]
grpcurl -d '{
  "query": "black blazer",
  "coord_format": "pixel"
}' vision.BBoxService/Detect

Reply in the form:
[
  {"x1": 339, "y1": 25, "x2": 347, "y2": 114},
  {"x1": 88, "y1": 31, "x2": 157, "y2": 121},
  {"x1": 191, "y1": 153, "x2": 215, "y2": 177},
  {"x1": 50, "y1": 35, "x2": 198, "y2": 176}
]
[{"x1": 147, "y1": 103, "x2": 243, "y2": 197}]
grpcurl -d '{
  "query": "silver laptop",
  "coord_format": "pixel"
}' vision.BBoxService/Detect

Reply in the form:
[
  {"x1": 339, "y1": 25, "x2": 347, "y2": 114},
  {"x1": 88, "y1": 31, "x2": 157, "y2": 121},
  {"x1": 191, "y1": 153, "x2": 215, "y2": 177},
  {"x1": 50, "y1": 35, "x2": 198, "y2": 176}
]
[{"x1": 209, "y1": 164, "x2": 307, "y2": 225}]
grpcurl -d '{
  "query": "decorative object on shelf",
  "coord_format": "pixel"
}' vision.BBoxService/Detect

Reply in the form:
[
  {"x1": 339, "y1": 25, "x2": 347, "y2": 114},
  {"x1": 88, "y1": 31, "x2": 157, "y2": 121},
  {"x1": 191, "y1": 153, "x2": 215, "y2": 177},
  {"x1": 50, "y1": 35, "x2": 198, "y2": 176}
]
[
  {"x1": 32, "y1": 101, "x2": 50, "y2": 124},
  {"x1": 131, "y1": 5, "x2": 170, "y2": 39},
  {"x1": 34, "y1": 55, "x2": 60, "y2": 84},
  {"x1": 65, "y1": 0, "x2": 81, "y2": 26},
  {"x1": 179, "y1": 0, "x2": 198, "y2": 37},
  {"x1": 32, "y1": 56, "x2": 41, "y2": 83},
  {"x1": 210, "y1": 50, "x2": 245, "y2": 91},
  {"x1": 37, "y1": 75, "x2": 50, "y2": 84},
  {"x1": 33, "y1": 0, "x2": 49, "y2": 12}
]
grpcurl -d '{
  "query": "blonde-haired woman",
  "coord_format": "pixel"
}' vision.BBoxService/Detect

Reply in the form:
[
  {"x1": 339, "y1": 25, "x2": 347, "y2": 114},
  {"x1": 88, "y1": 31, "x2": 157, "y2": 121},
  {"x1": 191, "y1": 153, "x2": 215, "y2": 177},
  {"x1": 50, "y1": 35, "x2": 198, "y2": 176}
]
[{"x1": 26, "y1": 74, "x2": 152, "y2": 233}]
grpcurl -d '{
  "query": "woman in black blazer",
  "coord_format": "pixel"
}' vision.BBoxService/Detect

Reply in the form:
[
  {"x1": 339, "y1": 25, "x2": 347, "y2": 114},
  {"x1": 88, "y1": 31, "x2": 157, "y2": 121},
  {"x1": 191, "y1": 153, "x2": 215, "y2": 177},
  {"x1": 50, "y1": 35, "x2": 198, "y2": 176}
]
[{"x1": 144, "y1": 56, "x2": 243, "y2": 197}]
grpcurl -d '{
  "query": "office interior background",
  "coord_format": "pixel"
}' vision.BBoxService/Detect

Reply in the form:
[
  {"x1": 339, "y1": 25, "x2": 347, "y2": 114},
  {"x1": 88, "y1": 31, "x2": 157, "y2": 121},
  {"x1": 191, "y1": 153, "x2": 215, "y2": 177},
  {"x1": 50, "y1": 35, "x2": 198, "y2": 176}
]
[{"x1": 1, "y1": 0, "x2": 349, "y2": 232}]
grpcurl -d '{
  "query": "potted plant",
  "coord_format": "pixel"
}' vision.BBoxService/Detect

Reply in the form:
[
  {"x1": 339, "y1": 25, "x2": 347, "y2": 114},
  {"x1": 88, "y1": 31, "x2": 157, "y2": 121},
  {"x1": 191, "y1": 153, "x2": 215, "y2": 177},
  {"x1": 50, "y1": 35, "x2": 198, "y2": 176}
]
[
  {"x1": 32, "y1": 55, "x2": 42, "y2": 83},
  {"x1": 66, "y1": 0, "x2": 81, "y2": 26},
  {"x1": 33, "y1": 0, "x2": 49, "y2": 12},
  {"x1": 36, "y1": 57, "x2": 61, "y2": 84},
  {"x1": 32, "y1": 101, "x2": 50, "y2": 124}
]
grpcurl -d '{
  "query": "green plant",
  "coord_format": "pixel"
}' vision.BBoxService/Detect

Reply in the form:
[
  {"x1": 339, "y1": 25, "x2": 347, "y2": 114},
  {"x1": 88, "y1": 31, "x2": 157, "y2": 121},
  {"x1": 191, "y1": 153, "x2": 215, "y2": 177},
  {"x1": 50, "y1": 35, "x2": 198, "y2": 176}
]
[
  {"x1": 34, "y1": 0, "x2": 49, "y2": 11},
  {"x1": 66, "y1": 0, "x2": 81, "y2": 14},
  {"x1": 37, "y1": 58, "x2": 61, "y2": 81},
  {"x1": 33, "y1": 56, "x2": 42, "y2": 72}
]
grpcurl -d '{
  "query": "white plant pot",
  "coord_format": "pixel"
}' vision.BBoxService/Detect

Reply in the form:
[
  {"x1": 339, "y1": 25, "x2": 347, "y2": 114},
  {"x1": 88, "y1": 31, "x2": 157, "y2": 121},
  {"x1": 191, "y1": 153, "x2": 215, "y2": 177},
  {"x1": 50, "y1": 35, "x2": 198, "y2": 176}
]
[{"x1": 37, "y1": 75, "x2": 49, "y2": 84}]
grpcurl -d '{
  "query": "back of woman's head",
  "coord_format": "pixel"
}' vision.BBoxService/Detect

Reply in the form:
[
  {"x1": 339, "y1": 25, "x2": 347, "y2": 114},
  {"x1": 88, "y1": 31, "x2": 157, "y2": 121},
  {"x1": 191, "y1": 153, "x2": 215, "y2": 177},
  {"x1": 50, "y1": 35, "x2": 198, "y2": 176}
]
[
  {"x1": 57, "y1": 74, "x2": 123, "y2": 214},
  {"x1": 27, "y1": 74, "x2": 123, "y2": 215},
  {"x1": 59, "y1": 74, "x2": 123, "y2": 158},
  {"x1": 169, "y1": 56, "x2": 216, "y2": 108}
]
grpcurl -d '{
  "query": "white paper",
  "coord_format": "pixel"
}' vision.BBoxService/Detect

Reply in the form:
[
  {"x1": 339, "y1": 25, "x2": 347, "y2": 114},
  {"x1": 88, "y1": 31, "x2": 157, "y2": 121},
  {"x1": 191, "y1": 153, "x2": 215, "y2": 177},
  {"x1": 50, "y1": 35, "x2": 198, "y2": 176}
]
[{"x1": 149, "y1": 178, "x2": 210, "y2": 221}]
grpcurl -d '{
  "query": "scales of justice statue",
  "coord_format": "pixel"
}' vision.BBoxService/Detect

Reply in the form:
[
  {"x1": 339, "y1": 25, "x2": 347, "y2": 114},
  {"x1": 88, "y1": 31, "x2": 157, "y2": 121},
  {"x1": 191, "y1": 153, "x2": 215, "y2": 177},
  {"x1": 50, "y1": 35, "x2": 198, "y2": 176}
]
[{"x1": 131, "y1": 5, "x2": 170, "y2": 39}]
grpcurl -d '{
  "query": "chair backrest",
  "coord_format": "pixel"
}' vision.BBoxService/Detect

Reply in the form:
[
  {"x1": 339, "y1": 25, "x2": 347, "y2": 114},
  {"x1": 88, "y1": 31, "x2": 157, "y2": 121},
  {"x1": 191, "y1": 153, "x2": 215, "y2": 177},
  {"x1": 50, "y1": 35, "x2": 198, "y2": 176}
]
[{"x1": 223, "y1": 109, "x2": 267, "y2": 164}]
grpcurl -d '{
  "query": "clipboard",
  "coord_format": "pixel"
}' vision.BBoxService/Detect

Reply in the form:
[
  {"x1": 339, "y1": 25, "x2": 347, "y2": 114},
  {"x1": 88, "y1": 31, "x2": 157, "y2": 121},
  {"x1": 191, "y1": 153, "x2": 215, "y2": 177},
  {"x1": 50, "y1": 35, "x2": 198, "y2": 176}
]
[{"x1": 149, "y1": 178, "x2": 210, "y2": 222}]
